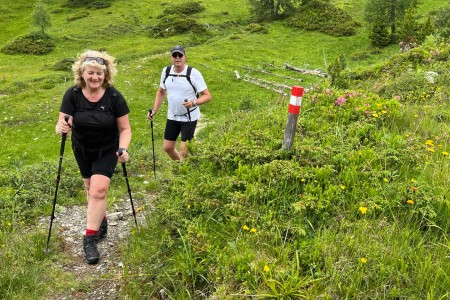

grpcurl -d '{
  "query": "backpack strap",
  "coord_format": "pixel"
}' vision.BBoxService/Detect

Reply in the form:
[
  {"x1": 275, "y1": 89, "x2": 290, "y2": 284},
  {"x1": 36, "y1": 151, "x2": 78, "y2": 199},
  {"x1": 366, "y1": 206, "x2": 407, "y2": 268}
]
[
  {"x1": 107, "y1": 86, "x2": 119, "y2": 117},
  {"x1": 163, "y1": 65, "x2": 198, "y2": 97}
]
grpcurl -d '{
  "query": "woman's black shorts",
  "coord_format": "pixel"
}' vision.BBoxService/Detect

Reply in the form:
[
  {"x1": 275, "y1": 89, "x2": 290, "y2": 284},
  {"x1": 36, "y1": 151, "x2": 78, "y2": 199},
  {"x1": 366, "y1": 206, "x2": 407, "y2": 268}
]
[
  {"x1": 164, "y1": 119, "x2": 197, "y2": 142},
  {"x1": 72, "y1": 142, "x2": 118, "y2": 179}
]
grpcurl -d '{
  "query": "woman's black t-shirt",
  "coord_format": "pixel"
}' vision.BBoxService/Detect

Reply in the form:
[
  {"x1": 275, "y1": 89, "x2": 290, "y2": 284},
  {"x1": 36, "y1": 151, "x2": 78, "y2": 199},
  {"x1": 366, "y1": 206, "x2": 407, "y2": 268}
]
[{"x1": 59, "y1": 86, "x2": 130, "y2": 149}]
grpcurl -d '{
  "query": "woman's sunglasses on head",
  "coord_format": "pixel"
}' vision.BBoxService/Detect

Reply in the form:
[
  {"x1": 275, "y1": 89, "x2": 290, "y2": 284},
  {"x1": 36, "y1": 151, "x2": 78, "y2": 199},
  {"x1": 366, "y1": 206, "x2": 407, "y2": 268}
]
[{"x1": 84, "y1": 57, "x2": 106, "y2": 65}]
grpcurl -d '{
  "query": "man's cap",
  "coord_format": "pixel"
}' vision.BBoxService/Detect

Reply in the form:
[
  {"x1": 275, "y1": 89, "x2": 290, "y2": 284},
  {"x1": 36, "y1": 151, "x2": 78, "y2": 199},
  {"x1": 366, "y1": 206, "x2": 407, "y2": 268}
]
[{"x1": 171, "y1": 45, "x2": 185, "y2": 55}]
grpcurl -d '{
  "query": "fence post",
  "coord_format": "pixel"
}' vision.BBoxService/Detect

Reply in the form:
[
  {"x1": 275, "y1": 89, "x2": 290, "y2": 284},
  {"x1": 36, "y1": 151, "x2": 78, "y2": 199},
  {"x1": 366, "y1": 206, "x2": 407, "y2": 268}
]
[{"x1": 282, "y1": 86, "x2": 304, "y2": 151}]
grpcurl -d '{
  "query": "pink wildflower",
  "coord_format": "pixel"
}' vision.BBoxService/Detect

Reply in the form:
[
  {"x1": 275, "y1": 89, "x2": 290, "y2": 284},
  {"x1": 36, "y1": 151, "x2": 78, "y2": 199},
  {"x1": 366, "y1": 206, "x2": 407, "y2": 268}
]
[{"x1": 335, "y1": 96, "x2": 346, "y2": 106}]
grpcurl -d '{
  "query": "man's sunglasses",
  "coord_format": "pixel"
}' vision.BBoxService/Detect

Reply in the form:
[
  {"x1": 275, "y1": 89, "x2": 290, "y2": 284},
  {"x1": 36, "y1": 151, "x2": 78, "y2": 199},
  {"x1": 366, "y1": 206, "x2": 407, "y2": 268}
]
[
  {"x1": 84, "y1": 57, "x2": 106, "y2": 65},
  {"x1": 172, "y1": 53, "x2": 184, "y2": 58}
]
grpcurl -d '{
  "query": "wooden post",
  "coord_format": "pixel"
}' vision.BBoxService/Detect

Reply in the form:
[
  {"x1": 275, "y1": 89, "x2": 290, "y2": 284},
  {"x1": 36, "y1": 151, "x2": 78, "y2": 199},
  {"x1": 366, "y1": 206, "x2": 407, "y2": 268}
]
[{"x1": 282, "y1": 86, "x2": 304, "y2": 151}]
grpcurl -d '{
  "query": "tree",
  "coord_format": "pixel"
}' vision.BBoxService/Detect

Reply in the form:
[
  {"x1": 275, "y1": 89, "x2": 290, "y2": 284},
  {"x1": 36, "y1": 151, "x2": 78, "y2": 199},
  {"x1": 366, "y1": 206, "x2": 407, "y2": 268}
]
[
  {"x1": 247, "y1": 0, "x2": 303, "y2": 21},
  {"x1": 396, "y1": 1, "x2": 420, "y2": 44},
  {"x1": 364, "y1": 0, "x2": 416, "y2": 39},
  {"x1": 369, "y1": 22, "x2": 392, "y2": 47},
  {"x1": 32, "y1": 1, "x2": 51, "y2": 33}
]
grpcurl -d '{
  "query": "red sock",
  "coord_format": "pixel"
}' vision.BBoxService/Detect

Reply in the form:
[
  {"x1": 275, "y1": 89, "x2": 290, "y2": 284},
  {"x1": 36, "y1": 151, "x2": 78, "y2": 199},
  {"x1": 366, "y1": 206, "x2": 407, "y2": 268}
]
[
  {"x1": 86, "y1": 229, "x2": 98, "y2": 236},
  {"x1": 103, "y1": 215, "x2": 107, "y2": 221}
]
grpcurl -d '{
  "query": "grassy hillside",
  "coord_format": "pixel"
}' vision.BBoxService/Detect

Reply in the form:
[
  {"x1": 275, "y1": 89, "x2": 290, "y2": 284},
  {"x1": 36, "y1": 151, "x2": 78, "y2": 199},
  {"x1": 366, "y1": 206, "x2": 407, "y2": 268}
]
[{"x1": 1, "y1": 0, "x2": 450, "y2": 299}]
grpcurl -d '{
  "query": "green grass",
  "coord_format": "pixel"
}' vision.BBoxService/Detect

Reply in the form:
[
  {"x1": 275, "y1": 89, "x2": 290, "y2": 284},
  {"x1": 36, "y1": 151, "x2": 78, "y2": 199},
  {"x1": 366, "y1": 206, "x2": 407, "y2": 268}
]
[{"x1": 1, "y1": 0, "x2": 450, "y2": 298}]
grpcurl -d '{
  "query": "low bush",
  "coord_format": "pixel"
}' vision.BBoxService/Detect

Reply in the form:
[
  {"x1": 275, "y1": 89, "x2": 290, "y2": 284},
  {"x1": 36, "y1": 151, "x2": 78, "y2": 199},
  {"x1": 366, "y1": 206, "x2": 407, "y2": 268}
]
[
  {"x1": 150, "y1": 16, "x2": 207, "y2": 38},
  {"x1": 286, "y1": 0, "x2": 360, "y2": 37},
  {"x1": 159, "y1": 1, "x2": 205, "y2": 17},
  {"x1": 1, "y1": 32, "x2": 55, "y2": 55}
]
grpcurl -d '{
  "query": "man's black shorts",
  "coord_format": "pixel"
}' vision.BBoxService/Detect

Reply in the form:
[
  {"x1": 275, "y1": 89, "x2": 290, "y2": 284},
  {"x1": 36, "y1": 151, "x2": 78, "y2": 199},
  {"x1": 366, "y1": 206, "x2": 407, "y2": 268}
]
[{"x1": 164, "y1": 119, "x2": 197, "y2": 142}]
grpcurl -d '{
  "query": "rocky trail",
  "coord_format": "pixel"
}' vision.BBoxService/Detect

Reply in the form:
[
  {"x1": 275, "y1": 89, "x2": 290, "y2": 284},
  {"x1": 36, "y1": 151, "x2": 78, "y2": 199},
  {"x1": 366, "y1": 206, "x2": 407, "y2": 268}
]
[{"x1": 39, "y1": 193, "x2": 156, "y2": 300}]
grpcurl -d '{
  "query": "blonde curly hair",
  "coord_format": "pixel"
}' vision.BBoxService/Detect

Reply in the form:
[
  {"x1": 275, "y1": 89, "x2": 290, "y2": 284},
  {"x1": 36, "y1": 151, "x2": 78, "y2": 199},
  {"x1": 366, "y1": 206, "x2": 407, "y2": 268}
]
[{"x1": 72, "y1": 50, "x2": 118, "y2": 88}]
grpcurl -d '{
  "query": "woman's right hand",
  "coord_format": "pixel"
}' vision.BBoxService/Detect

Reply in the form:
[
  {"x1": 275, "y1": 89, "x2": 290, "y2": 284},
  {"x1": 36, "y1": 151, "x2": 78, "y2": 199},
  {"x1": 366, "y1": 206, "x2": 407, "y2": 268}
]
[{"x1": 55, "y1": 115, "x2": 71, "y2": 136}]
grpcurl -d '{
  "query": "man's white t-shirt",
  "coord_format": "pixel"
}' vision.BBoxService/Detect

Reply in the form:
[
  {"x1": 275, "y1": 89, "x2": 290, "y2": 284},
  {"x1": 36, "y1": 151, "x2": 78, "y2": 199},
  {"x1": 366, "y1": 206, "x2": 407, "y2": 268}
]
[{"x1": 160, "y1": 65, "x2": 207, "y2": 122}]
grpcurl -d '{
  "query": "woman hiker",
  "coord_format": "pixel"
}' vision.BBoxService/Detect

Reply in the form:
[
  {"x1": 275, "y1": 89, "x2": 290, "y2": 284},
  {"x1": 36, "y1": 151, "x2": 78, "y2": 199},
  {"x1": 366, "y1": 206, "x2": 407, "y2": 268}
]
[{"x1": 55, "y1": 50, "x2": 132, "y2": 264}]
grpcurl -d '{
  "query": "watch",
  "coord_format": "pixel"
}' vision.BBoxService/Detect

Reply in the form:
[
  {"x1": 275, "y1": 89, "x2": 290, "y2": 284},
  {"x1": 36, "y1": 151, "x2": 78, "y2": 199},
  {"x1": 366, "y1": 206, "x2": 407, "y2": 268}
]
[
  {"x1": 118, "y1": 148, "x2": 127, "y2": 154},
  {"x1": 193, "y1": 99, "x2": 198, "y2": 107}
]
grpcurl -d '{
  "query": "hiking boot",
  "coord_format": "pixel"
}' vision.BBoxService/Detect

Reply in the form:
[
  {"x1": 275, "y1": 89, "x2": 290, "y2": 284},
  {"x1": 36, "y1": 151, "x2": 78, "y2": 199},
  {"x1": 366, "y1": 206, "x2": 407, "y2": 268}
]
[
  {"x1": 83, "y1": 235, "x2": 100, "y2": 264},
  {"x1": 95, "y1": 219, "x2": 108, "y2": 242}
]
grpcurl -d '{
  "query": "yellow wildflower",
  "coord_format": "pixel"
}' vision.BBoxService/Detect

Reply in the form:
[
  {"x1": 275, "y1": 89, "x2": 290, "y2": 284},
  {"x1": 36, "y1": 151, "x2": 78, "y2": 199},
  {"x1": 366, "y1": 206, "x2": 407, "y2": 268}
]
[
  {"x1": 426, "y1": 147, "x2": 435, "y2": 152},
  {"x1": 383, "y1": 178, "x2": 389, "y2": 183},
  {"x1": 359, "y1": 206, "x2": 368, "y2": 214},
  {"x1": 425, "y1": 140, "x2": 434, "y2": 146},
  {"x1": 410, "y1": 178, "x2": 417, "y2": 183},
  {"x1": 242, "y1": 225, "x2": 250, "y2": 231},
  {"x1": 264, "y1": 265, "x2": 270, "y2": 272},
  {"x1": 340, "y1": 185, "x2": 346, "y2": 190},
  {"x1": 250, "y1": 228, "x2": 257, "y2": 233},
  {"x1": 372, "y1": 113, "x2": 379, "y2": 118},
  {"x1": 360, "y1": 258, "x2": 368, "y2": 264},
  {"x1": 406, "y1": 200, "x2": 414, "y2": 205},
  {"x1": 442, "y1": 151, "x2": 449, "y2": 156}
]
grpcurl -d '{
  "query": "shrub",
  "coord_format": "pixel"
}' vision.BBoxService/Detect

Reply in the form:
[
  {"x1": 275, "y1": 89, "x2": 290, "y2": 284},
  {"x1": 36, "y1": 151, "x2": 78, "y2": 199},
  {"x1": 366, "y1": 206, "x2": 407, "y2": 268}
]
[
  {"x1": 52, "y1": 58, "x2": 75, "y2": 71},
  {"x1": 159, "y1": 1, "x2": 205, "y2": 17},
  {"x1": 151, "y1": 16, "x2": 207, "y2": 38},
  {"x1": 1, "y1": 32, "x2": 55, "y2": 55},
  {"x1": 244, "y1": 23, "x2": 269, "y2": 34},
  {"x1": 65, "y1": 0, "x2": 112, "y2": 8},
  {"x1": 286, "y1": 0, "x2": 360, "y2": 36}
]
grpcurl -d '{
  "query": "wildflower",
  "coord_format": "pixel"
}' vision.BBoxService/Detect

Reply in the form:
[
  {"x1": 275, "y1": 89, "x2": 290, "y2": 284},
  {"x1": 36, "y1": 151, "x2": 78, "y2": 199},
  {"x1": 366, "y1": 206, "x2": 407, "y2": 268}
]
[
  {"x1": 442, "y1": 151, "x2": 449, "y2": 156},
  {"x1": 406, "y1": 200, "x2": 414, "y2": 205},
  {"x1": 410, "y1": 178, "x2": 417, "y2": 183},
  {"x1": 426, "y1": 147, "x2": 435, "y2": 152},
  {"x1": 372, "y1": 113, "x2": 379, "y2": 118},
  {"x1": 187, "y1": 204, "x2": 191, "y2": 209},
  {"x1": 381, "y1": 110, "x2": 387, "y2": 114},
  {"x1": 383, "y1": 178, "x2": 389, "y2": 183},
  {"x1": 264, "y1": 265, "x2": 270, "y2": 272},
  {"x1": 425, "y1": 140, "x2": 434, "y2": 146},
  {"x1": 301, "y1": 178, "x2": 306, "y2": 182},
  {"x1": 394, "y1": 96, "x2": 401, "y2": 100},
  {"x1": 412, "y1": 187, "x2": 418, "y2": 192},
  {"x1": 359, "y1": 206, "x2": 368, "y2": 214},
  {"x1": 360, "y1": 258, "x2": 368, "y2": 264},
  {"x1": 242, "y1": 225, "x2": 250, "y2": 231},
  {"x1": 335, "y1": 96, "x2": 346, "y2": 106},
  {"x1": 376, "y1": 103, "x2": 382, "y2": 107},
  {"x1": 250, "y1": 228, "x2": 257, "y2": 233}
]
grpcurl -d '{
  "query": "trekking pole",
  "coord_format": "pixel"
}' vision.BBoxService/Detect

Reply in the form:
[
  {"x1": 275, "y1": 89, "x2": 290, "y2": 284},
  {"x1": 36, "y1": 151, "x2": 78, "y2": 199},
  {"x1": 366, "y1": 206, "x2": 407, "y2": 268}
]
[
  {"x1": 184, "y1": 99, "x2": 192, "y2": 124},
  {"x1": 45, "y1": 114, "x2": 70, "y2": 254},
  {"x1": 150, "y1": 119, "x2": 156, "y2": 180},
  {"x1": 118, "y1": 149, "x2": 138, "y2": 226}
]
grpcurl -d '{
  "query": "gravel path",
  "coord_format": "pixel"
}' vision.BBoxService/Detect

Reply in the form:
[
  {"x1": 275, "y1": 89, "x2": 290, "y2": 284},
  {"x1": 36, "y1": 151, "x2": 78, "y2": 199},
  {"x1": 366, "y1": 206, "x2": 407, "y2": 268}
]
[{"x1": 39, "y1": 193, "x2": 156, "y2": 300}]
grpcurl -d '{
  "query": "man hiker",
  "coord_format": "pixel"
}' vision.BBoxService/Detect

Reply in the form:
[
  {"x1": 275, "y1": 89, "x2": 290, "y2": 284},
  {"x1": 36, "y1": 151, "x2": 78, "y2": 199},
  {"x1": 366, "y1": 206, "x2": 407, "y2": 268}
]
[{"x1": 147, "y1": 45, "x2": 211, "y2": 160}]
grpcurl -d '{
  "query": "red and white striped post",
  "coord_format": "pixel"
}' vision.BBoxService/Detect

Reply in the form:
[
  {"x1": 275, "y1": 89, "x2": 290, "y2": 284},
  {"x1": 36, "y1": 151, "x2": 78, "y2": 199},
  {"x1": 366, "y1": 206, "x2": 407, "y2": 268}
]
[{"x1": 282, "y1": 86, "x2": 304, "y2": 151}]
